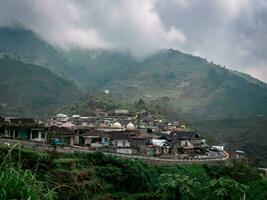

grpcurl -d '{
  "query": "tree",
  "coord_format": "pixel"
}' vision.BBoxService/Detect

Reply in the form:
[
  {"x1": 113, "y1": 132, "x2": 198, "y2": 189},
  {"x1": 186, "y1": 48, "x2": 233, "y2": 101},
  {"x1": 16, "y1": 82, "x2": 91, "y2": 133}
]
[
  {"x1": 158, "y1": 174, "x2": 199, "y2": 200},
  {"x1": 204, "y1": 177, "x2": 248, "y2": 200}
]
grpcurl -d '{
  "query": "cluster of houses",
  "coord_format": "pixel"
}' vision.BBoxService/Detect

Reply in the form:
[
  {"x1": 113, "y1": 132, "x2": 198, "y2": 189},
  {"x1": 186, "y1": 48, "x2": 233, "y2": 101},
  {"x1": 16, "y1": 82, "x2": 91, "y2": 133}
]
[{"x1": 0, "y1": 110, "x2": 209, "y2": 158}]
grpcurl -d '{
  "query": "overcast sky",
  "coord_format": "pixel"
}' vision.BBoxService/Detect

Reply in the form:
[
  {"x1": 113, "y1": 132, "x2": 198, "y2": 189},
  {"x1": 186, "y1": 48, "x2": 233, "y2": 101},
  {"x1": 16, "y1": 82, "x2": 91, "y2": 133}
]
[{"x1": 0, "y1": 0, "x2": 267, "y2": 82}]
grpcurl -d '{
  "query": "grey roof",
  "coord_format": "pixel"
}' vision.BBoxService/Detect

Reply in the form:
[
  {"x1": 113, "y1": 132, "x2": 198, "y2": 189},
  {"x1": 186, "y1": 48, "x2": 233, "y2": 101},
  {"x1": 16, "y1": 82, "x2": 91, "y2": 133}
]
[
  {"x1": 110, "y1": 133, "x2": 131, "y2": 140},
  {"x1": 159, "y1": 131, "x2": 200, "y2": 141},
  {"x1": 9, "y1": 118, "x2": 35, "y2": 124}
]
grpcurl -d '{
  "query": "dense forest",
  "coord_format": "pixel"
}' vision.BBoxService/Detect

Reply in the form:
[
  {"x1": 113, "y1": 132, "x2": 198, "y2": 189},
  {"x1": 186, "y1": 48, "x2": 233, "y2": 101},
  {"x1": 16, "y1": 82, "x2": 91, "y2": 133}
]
[{"x1": 0, "y1": 144, "x2": 266, "y2": 200}]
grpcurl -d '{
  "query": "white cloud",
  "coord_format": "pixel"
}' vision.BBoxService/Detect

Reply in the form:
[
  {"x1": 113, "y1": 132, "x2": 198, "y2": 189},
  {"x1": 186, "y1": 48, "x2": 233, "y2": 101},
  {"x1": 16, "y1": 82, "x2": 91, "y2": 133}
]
[
  {"x1": 216, "y1": 0, "x2": 251, "y2": 17},
  {"x1": 0, "y1": 0, "x2": 186, "y2": 58},
  {"x1": 0, "y1": 0, "x2": 267, "y2": 82}
]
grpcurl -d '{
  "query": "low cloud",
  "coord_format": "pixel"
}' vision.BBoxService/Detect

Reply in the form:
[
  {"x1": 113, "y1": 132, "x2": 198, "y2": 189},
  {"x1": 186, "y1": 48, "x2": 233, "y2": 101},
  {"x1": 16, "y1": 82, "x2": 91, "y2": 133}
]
[
  {"x1": 0, "y1": 0, "x2": 267, "y2": 82},
  {"x1": 0, "y1": 0, "x2": 186, "y2": 58}
]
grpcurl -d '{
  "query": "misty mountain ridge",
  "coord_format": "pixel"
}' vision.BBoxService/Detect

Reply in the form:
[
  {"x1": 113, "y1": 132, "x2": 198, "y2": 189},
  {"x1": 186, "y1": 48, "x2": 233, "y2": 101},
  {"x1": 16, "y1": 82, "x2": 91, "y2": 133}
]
[{"x1": 1, "y1": 26, "x2": 267, "y2": 119}]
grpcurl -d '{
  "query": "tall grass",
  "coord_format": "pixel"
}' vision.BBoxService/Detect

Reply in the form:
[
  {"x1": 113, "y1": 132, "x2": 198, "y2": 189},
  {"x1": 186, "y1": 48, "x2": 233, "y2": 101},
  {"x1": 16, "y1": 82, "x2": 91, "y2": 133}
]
[{"x1": 0, "y1": 143, "x2": 57, "y2": 200}]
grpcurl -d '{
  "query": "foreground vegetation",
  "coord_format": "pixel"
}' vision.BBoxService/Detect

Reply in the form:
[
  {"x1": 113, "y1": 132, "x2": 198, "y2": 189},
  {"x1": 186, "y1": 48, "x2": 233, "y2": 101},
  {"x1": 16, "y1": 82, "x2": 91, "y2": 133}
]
[{"x1": 0, "y1": 144, "x2": 267, "y2": 200}]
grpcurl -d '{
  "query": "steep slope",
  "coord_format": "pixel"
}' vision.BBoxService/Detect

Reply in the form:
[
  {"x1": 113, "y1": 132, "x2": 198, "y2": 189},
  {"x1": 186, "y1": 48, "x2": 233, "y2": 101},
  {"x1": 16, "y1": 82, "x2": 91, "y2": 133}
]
[
  {"x1": 0, "y1": 58, "x2": 82, "y2": 118},
  {"x1": 0, "y1": 26, "x2": 83, "y2": 85},
  {"x1": 101, "y1": 49, "x2": 267, "y2": 119}
]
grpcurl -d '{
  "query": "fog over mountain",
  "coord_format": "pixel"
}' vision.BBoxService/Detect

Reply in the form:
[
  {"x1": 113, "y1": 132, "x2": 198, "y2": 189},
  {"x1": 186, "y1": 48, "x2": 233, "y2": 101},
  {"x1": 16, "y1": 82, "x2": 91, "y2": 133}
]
[{"x1": 0, "y1": 0, "x2": 267, "y2": 82}]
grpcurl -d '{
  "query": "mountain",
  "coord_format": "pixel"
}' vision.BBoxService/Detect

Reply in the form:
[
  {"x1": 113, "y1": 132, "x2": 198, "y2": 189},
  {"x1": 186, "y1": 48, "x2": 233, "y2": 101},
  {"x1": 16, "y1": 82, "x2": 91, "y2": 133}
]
[
  {"x1": 1, "y1": 27, "x2": 267, "y2": 119},
  {"x1": 0, "y1": 57, "x2": 82, "y2": 118},
  {"x1": 0, "y1": 27, "x2": 137, "y2": 91},
  {"x1": 94, "y1": 49, "x2": 267, "y2": 119}
]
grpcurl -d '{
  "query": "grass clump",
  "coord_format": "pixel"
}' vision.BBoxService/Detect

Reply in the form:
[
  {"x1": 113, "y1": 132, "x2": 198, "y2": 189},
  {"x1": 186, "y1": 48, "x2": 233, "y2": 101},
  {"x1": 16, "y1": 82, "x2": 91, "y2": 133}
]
[{"x1": 0, "y1": 144, "x2": 57, "y2": 200}]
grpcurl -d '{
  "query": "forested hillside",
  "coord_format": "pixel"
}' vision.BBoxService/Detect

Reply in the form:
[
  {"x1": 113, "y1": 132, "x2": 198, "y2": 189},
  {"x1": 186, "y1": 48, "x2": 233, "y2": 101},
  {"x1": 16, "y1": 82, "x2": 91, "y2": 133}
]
[{"x1": 0, "y1": 57, "x2": 82, "y2": 118}]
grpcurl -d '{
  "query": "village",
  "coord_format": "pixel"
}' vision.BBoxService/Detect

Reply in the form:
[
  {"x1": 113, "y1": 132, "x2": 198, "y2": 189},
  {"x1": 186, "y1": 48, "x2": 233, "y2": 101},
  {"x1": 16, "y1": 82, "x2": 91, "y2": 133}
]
[{"x1": 0, "y1": 109, "x2": 228, "y2": 160}]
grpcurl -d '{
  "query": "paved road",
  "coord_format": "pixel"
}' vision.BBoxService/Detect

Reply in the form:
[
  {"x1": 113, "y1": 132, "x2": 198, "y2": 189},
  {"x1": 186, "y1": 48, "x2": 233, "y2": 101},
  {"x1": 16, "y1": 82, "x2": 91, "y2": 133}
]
[
  {"x1": 0, "y1": 138, "x2": 229, "y2": 164},
  {"x1": 209, "y1": 150, "x2": 226, "y2": 159}
]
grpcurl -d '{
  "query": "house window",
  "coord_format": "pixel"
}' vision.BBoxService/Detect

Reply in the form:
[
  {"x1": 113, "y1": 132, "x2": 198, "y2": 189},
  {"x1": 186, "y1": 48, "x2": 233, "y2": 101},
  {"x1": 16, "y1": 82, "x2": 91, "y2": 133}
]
[
  {"x1": 41, "y1": 132, "x2": 46, "y2": 139},
  {"x1": 122, "y1": 141, "x2": 126, "y2": 146},
  {"x1": 115, "y1": 141, "x2": 118, "y2": 146},
  {"x1": 32, "y1": 131, "x2": 38, "y2": 139}
]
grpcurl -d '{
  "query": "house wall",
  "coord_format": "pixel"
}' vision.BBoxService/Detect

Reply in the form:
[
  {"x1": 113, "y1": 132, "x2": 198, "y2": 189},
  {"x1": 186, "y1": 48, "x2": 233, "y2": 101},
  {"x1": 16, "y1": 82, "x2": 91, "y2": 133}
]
[
  {"x1": 74, "y1": 136, "x2": 79, "y2": 144},
  {"x1": 84, "y1": 138, "x2": 92, "y2": 145},
  {"x1": 116, "y1": 148, "x2": 132, "y2": 154},
  {"x1": 70, "y1": 137, "x2": 74, "y2": 145},
  {"x1": 181, "y1": 140, "x2": 194, "y2": 148},
  {"x1": 30, "y1": 131, "x2": 47, "y2": 142},
  {"x1": 113, "y1": 139, "x2": 130, "y2": 147},
  {"x1": 130, "y1": 139, "x2": 146, "y2": 148}
]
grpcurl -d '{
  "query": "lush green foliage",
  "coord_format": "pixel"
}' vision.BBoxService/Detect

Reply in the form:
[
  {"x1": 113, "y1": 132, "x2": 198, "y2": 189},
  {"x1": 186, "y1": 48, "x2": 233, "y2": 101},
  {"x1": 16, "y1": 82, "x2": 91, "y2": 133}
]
[
  {"x1": 0, "y1": 145, "x2": 56, "y2": 199},
  {"x1": 1, "y1": 145, "x2": 267, "y2": 200}
]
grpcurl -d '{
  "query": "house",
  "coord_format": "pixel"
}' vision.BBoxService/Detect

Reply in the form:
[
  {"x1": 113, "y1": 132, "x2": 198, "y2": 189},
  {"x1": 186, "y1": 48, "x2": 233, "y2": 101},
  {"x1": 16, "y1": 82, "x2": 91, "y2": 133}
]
[
  {"x1": 159, "y1": 131, "x2": 201, "y2": 143},
  {"x1": 30, "y1": 128, "x2": 47, "y2": 142},
  {"x1": 110, "y1": 133, "x2": 131, "y2": 147},
  {"x1": 1, "y1": 118, "x2": 38, "y2": 140},
  {"x1": 130, "y1": 135, "x2": 152, "y2": 154},
  {"x1": 109, "y1": 133, "x2": 133, "y2": 154},
  {"x1": 151, "y1": 139, "x2": 169, "y2": 155},
  {"x1": 50, "y1": 126, "x2": 75, "y2": 145},
  {"x1": 159, "y1": 131, "x2": 207, "y2": 156},
  {"x1": 0, "y1": 117, "x2": 48, "y2": 142},
  {"x1": 78, "y1": 130, "x2": 110, "y2": 147},
  {"x1": 73, "y1": 125, "x2": 97, "y2": 144}
]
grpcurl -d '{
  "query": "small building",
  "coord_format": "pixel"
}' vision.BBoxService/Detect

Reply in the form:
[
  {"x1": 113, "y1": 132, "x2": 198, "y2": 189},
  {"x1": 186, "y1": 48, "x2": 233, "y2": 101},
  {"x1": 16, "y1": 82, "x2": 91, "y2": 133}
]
[{"x1": 151, "y1": 139, "x2": 169, "y2": 155}]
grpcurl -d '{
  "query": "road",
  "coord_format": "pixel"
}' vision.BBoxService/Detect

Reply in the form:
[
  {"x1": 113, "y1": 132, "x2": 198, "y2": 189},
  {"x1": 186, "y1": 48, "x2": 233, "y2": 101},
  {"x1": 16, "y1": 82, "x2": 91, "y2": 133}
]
[{"x1": 0, "y1": 138, "x2": 229, "y2": 165}]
